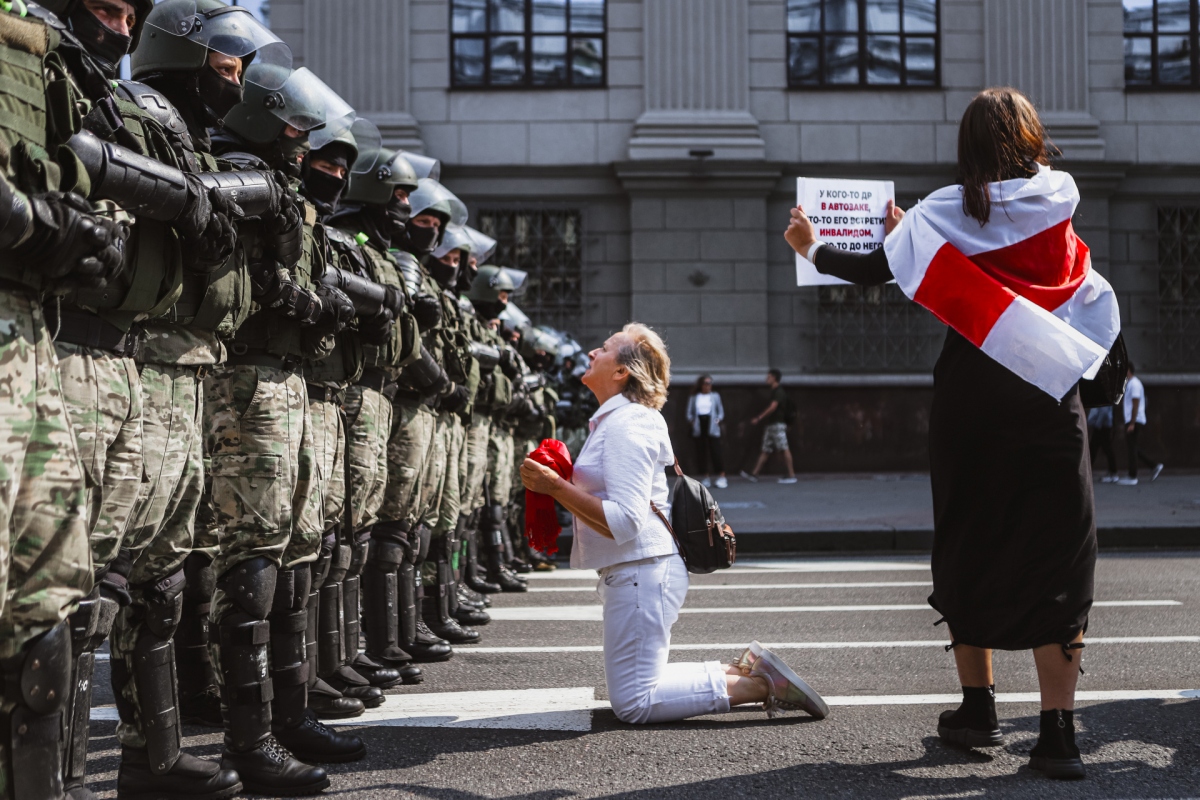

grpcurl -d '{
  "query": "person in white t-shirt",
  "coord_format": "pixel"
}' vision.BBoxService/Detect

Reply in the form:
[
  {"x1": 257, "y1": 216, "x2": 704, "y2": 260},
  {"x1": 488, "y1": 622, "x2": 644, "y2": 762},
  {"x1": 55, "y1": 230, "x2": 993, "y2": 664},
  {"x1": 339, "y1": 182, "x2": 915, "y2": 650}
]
[
  {"x1": 1118, "y1": 362, "x2": 1163, "y2": 485},
  {"x1": 685, "y1": 375, "x2": 727, "y2": 488}
]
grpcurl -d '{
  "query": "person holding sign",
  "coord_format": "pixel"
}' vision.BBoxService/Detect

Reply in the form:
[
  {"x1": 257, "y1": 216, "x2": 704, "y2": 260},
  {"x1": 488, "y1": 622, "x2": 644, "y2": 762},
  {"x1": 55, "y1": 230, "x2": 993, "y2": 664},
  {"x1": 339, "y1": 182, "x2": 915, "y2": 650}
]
[{"x1": 784, "y1": 88, "x2": 1122, "y2": 782}]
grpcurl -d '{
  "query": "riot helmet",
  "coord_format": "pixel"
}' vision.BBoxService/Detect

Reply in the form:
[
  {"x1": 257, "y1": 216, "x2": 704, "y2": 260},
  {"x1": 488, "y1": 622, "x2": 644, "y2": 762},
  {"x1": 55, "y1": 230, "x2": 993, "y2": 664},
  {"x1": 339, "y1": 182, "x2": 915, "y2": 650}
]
[
  {"x1": 465, "y1": 226, "x2": 498, "y2": 267},
  {"x1": 345, "y1": 148, "x2": 420, "y2": 206},
  {"x1": 430, "y1": 224, "x2": 474, "y2": 290},
  {"x1": 132, "y1": 0, "x2": 291, "y2": 121},
  {"x1": 396, "y1": 178, "x2": 467, "y2": 259},
  {"x1": 398, "y1": 151, "x2": 441, "y2": 182},
  {"x1": 301, "y1": 114, "x2": 362, "y2": 215},
  {"x1": 468, "y1": 266, "x2": 526, "y2": 320},
  {"x1": 521, "y1": 326, "x2": 562, "y2": 371},
  {"x1": 42, "y1": 0, "x2": 154, "y2": 75}
]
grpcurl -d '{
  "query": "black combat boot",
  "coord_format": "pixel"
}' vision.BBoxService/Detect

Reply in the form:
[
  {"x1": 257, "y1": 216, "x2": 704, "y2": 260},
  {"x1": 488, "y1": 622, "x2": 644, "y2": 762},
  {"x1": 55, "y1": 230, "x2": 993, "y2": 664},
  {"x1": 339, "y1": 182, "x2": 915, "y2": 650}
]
[
  {"x1": 403, "y1": 550, "x2": 453, "y2": 662},
  {"x1": 2, "y1": 622, "x2": 72, "y2": 800},
  {"x1": 421, "y1": 569, "x2": 481, "y2": 644},
  {"x1": 176, "y1": 552, "x2": 223, "y2": 726},
  {"x1": 117, "y1": 747, "x2": 241, "y2": 800},
  {"x1": 482, "y1": 504, "x2": 528, "y2": 593},
  {"x1": 1029, "y1": 709, "x2": 1086, "y2": 780},
  {"x1": 463, "y1": 514, "x2": 501, "y2": 594},
  {"x1": 363, "y1": 533, "x2": 430, "y2": 669},
  {"x1": 342, "y1": 530, "x2": 410, "y2": 688},
  {"x1": 298, "y1": 563, "x2": 364, "y2": 721},
  {"x1": 937, "y1": 685, "x2": 1002, "y2": 748},
  {"x1": 274, "y1": 709, "x2": 366, "y2": 765},
  {"x1": 63, "y1": 588, "x2": 119, "y2": 799},
  {"x1": 317, "y1": 541, "x2": 382, "y2": 708}
]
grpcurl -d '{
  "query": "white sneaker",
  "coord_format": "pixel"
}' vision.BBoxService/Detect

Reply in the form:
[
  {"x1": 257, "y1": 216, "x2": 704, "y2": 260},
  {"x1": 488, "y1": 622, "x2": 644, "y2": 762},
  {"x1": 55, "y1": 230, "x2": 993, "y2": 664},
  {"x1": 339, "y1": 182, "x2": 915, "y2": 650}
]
[
  {"x1": 740, "y1": 470, "x2": 758, "y2": 483},
  {"x1": 1151, "y1": 464, "x2": 1164, "y2": 482},
  {"x1": 1117, "y1": 477, "x2": 1139, "y2": 486},
  {"x1": 715, "y1": 476, "x2": 728, "y2": 489},
  {"x1": 1101, "y1": 474, "x2": 1119, "y2": 483},
  {"x1": 778, "y1": 477, "x2": 798, "y2": 485},
  {"x1": 701, "y1": 477, "x2": 712, "y2": 488}
]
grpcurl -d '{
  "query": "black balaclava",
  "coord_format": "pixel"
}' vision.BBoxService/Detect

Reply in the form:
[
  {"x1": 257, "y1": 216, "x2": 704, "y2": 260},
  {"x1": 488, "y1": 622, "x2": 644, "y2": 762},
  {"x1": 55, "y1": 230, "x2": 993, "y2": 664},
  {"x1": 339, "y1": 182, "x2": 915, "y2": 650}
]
[
  {"x1": 455, "y1": 255, "x2": 477, "y2": 295},
  {"x1": 471, "y1": 298, "x2": 507, "y2": 321},
  {"x1": 196, "y1": 64, "x2": 246, "y2": 121},
  {"x1": 362, "y1": 193, "x2": 412, "y2": 247},
  {"x1": 301, "y1": 145, "x2": 351, "y2": 216},
  {"x1": 427, "y1": 256, "x2": 459, "y2": 291},
  {"x1": 69, "y1": 6, "x2": 131, "y2": 77},
  {"x1": 397, "y1": 216, "x2": 442, "y2": 258}
]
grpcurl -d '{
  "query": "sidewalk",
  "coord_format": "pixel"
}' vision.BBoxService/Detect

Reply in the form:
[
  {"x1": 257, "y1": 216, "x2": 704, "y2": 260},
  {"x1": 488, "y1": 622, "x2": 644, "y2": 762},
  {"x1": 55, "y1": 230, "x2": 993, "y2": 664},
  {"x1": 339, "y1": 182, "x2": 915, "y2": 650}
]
[{"x1": 554, "y1": 472, "x2": 1200, "y2": 555}]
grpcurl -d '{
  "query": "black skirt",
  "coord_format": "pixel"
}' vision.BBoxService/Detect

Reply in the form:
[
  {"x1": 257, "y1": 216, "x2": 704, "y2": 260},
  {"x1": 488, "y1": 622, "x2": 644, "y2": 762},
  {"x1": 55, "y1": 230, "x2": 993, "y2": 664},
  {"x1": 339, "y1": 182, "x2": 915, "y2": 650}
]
[{"x1": 927, "y1": 330, "x2": 1097, "y2": 651}]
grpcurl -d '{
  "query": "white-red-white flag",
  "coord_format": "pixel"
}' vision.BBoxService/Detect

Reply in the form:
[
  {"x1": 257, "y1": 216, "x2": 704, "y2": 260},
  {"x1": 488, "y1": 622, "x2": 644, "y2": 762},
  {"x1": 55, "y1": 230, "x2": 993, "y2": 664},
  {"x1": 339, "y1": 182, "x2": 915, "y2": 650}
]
[{"x1": 883, "y1": 165, "x2": 1120, "y2": 400}]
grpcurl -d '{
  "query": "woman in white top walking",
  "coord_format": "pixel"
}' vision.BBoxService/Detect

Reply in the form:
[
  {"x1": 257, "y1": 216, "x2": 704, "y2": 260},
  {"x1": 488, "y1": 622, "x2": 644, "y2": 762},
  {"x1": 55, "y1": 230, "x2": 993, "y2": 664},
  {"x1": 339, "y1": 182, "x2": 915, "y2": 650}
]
[
  {"x1": 520, "y1": 323, "x2": 828, "y2": 724},
  {"x1": 685, "y1": 375, "x2": 727, "y2": 488}
]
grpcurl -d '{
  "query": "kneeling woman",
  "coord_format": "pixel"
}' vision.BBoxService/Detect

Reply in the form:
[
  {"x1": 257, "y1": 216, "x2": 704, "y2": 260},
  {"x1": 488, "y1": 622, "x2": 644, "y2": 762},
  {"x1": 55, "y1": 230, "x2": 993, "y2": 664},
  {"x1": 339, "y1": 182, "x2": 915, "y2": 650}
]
[{"x1": 520, "y1": 323, "x2": 828, "y2": 724}]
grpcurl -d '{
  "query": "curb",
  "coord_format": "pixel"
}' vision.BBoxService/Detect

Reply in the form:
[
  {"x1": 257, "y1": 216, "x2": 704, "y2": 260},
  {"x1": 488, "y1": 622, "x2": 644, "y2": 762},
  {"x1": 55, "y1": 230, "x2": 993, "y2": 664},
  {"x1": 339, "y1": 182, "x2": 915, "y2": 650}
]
[{"x1": 550, "y1": 527, "x2": 1200, "y2": 558}]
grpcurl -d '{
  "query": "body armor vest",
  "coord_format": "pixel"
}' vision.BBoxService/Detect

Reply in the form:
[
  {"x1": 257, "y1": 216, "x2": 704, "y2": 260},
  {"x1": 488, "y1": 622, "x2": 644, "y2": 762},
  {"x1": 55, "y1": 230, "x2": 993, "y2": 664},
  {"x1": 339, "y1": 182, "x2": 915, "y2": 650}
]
[{"x1": 305, "y1": 226, "x2": 365, "y2": 387}]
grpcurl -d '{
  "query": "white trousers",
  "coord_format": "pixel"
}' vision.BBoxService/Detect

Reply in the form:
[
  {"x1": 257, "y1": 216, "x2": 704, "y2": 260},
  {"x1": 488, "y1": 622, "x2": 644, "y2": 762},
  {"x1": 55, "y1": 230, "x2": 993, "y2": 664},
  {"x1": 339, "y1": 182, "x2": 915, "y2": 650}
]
[{"x1": 598, "y1": 555, "x2": 731, "y2": 724}]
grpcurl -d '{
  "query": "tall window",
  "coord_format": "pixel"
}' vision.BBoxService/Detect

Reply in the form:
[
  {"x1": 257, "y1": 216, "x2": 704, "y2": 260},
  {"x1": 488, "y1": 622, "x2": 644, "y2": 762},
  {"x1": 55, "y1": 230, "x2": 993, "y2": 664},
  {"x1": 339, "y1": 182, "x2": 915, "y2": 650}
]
[
  {"x1": 816, "y1": 284, "x2": 945, "y2": 371},
  {"x1": 451, "y1": 0, "x2": 606, "y2": 89},
  {"x1": 476, "y1": 210, "x2": 584, "y2": 331},
  {"x1": 1124, "y1": 1, "x2": 1199, "y2": 88},
  {"x1": 787, "y1": 0, "x2": 939, "y2": 88},
  {"x1": 1157, "y1": 207, "x2": 1200, "y2": 368}
]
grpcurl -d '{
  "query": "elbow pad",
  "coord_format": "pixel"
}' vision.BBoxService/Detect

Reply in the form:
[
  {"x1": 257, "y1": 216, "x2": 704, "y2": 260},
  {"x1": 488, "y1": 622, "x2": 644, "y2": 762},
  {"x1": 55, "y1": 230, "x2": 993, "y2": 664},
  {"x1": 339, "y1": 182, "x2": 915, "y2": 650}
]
[
  {"x1": 69, "y1": 130, "x2": 194, "y2": 222},
  {"x1": 411, "y1": 293, "x2": 442, "y2": 331},
  {"x1": 468, "y1": 341, "x2": 501, "y2": 372},
  {"x1": 195, "y1": 169, "x2": 281, "y2": 219},
  {"x1": 320, "y1": 267, "x2": 400, "y2": 318},
  {"x1": 0, "y1": 176, "x2": 33, "y2": 250},
  {"x1": 405, "y1": 345, "x2": 447, "y2": 391}
]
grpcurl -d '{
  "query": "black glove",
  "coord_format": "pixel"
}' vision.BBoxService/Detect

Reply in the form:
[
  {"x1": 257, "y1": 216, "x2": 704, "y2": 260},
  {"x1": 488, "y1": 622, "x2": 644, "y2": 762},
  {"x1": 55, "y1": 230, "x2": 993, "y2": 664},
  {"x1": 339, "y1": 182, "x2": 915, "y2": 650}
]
[
  {"x1": 265, "y1": 170, "x2": 303, "y2": 236},
  {"x1": 18, "y1": 192, "x2": 128, "y2": 289},
  {"x1": 252, "y1": 264, "x2": 323, "y2": 325},
  {"x1": 382, "y1": 285, "x2": 406, "y2": 317},
  {"x1": 440, "y1": 383, "x2": 470, "y2": 413},
  {"x1": 358, "y1": 307, "x2": 395, "y2": 345},
  {"x1": 411, "y1": 292, "x2": 442, "y2": 331},
  {"x1": 180, "y1": 186, "x2": 238, "y2": 272},
  {"x1": 174, "y1": 174, "x2": 214, "y2": 241},
  {"x1": 314, "y1": 283, "x2": 356, "y2": 334},
  {"x1": 498, "y1": 347, "x2": 519, "y2": 380}
]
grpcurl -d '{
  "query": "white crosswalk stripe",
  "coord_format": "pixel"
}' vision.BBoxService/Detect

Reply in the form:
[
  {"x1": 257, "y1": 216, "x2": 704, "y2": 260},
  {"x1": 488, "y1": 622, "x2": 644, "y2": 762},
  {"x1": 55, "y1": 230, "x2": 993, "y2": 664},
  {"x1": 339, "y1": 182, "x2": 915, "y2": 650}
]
[{"x1": 528, "y1": 581, "x2": 935, "y2": 592}]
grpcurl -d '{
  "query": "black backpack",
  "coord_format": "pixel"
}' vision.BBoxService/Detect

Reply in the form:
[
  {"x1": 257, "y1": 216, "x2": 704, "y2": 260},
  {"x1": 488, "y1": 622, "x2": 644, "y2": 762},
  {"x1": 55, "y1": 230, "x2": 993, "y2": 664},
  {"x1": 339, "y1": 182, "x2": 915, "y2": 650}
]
[{"x1": 651, "y1": 460, "x2": 736, "y2": 574}]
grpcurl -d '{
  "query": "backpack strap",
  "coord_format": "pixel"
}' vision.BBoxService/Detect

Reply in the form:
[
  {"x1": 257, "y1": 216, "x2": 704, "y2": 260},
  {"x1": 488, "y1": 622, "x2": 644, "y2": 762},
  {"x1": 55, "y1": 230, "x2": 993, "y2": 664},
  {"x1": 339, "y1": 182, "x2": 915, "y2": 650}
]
[
  {"x1": 650, "y1": 501, "x2": 675, "y2": 537},
  {"x1": 671, "y1": 457, "x2": 683, "y2": 478}
]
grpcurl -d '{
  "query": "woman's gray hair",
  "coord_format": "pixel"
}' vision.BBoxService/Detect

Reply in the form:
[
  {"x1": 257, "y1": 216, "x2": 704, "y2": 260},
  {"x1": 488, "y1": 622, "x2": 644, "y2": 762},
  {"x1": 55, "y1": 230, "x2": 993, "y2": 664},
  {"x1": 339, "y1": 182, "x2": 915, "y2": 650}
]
[{"x1": 615, "y1": 323, "x2": 671, "y2": 410}]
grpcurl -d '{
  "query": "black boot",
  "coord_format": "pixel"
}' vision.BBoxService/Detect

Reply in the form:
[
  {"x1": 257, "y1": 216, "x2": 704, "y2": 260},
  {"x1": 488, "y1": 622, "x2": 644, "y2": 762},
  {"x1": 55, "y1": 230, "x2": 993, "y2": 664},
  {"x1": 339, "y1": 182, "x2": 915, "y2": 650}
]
[
  {"x1": 422, "y1": 582, "x2": 481, "y2": 644},
  {"x1": 274, "y1": 709, "x2": 366, "y2": 764},
  {"x1": 362, "y1": 530, "x2": 419, "y2": 670},
  {"x1": 342, "y1": 534, "x2": 409, "y2": 687},
  {"x1": 177, "y1": 553, "x2": 222, "y2": 727},
  {"x1": 483, "y1": 505, "x2": 527, "y2": 593},
  {"x1": 937, "y1": 685, "x2": 1002, "y2": 748},
  {"x1": 301, "y1": 572, "x2": 364, "y2": 720},
  {"x1": 117, "y1": 746, "x2": 241, "y2": 800},
  {"x1": 453, "y1": 587, "x2": 491, "y2": 626},
  {"x1": 2, "y1": 622, "x2": 72, "y2": 800},
  {"x1": 1029, "y1": 709, "x2": 1085, "y2": 780},
  {"x1": 404, "y1": 563, "x2": 454, "y2": 662},
  {"x1": 63, "y1": 588, "x2": 119, "y2": 797},
  {"x1": 316, "y1": 543, "x2": 381, "y2": 709},
  {"x1": 463, "y1": 518, "x2": 501, "y2": 594},
  {"x1": 216, "y1": 559, "x2": 327, "y2": 798}
]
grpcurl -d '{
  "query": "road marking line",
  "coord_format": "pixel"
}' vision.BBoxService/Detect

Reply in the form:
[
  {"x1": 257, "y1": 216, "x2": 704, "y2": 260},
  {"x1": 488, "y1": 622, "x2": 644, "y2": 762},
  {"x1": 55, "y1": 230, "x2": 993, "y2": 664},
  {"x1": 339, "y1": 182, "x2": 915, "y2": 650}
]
[
  {"x1": 525, "y1": 562, "x2": 932, "y2": 580},
  {"x1": 485, "y1": 600, "x2": 1180, "y2": 622},
  {"x1": 529, "y1": 581, "x2": 935, "y2": 593},
  {"x1": 453, "y1": 636, "x2": 1200, "y2": 655},
  {"x1": 92, "y1": 687, "x2": 1200, "y2": 729}
]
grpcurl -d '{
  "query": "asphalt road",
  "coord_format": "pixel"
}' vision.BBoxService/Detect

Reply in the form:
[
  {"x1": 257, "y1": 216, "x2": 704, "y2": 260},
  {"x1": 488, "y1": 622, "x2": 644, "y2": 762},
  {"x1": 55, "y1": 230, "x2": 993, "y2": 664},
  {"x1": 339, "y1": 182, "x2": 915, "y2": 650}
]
[{"x1": 84, "y1": 552, "x2": 1200, "y2": 799}]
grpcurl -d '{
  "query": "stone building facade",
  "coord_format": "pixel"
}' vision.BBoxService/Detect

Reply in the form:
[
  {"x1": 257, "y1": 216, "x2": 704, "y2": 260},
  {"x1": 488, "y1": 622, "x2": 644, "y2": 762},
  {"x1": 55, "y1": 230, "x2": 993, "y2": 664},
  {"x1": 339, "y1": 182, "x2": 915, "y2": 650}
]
[{"x1": 265, "y1": 0, "x2": 1200, "y2": 471}]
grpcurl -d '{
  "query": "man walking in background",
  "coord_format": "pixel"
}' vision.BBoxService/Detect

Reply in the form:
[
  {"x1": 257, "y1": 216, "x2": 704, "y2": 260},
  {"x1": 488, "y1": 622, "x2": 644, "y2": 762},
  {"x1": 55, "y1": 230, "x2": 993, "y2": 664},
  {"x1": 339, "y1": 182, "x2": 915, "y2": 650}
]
[
  {"x1": 1119, "y1": 362, "x2": 1163, "y2": 486},
  {"x1": 741, "y1": 369, "x2": 798, "y2": 485}
]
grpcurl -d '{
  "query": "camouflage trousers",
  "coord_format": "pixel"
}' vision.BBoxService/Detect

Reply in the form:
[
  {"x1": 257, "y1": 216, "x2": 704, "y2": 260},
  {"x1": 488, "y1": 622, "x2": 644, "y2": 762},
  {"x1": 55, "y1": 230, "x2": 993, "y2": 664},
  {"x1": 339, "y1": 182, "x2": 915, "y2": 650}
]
[
  {"x1": 112, "y1": 362, "x2": 204, "y2": 748},
  {"x1": 486, "y1": 426, "x2": 515, "y2": 506},
  {"x1": 378, "y1": 397, "x2": 437, "y2": 528},
  {"x1": 422, "y1": 411, "x2": 463, "y2": 586},
  {"x1": 345, "y1": 385, "x2": 391, "y2": 534},
  {"x1": 461, "y1": 412, "x2": 491, "y2": 516},
  {"x1": 308, "y1": 391, "x2": 346, "y2": 535},
  {"x1": 55, "y1": 344, "x2": 143, "y2": 573},
  {"x1": 0, "y1": 292, "x2": 91, "y2": 661}
]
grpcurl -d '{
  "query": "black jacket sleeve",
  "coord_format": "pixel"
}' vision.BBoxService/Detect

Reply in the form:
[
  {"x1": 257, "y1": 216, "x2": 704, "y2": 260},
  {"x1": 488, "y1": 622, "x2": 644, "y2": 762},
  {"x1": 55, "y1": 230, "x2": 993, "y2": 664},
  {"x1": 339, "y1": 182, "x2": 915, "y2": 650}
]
[{"x1": 813, "y1": 244, "x2": 893, "y2": 286}]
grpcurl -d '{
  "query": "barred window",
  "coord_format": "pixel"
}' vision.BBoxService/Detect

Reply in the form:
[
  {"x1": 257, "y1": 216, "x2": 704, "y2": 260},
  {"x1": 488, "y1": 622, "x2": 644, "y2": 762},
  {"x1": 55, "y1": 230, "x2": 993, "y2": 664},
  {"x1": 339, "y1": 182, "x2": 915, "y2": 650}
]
[
  {"x1": 1157, "y1": 207, "x2": 1200, "y2": 368},
  {"x1": 816, "y1": 283, "x2": 945, "y2": 372},
  {"x1": 787, "y1": 0, "x2": 939, "y2": 88},
  {"x1": 451, "y1": 0, "x2": 606, "y2": 89},
  {"x1": 476, "y1": 210, "x2": 584, "y2": 331},
  {"x1": 1124, "y1": 1, "x2": 1199, "y2": 88}
]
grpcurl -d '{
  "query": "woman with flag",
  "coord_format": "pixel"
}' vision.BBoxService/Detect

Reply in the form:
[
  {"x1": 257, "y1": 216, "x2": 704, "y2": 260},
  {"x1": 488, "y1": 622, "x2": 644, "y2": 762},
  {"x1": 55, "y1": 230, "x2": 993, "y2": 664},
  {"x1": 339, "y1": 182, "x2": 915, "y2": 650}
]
[{"x1": 785, "y1": 87, "x2": 1118, "y2": 781}]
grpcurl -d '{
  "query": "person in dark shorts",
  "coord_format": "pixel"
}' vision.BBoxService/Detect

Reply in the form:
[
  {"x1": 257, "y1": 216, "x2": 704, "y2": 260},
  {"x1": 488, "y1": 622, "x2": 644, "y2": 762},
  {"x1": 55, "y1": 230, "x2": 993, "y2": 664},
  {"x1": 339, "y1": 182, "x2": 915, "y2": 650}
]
[{"x1": 741, "y1": 369, "x2": 797, "y2": 484}]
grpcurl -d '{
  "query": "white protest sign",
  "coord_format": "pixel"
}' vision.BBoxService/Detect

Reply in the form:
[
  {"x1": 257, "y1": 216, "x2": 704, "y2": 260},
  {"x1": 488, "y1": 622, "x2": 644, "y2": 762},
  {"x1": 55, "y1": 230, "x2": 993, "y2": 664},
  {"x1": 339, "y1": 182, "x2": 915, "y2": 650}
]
[{"x1": 794, "y1": 178, "x2": 895, "y2": 286}]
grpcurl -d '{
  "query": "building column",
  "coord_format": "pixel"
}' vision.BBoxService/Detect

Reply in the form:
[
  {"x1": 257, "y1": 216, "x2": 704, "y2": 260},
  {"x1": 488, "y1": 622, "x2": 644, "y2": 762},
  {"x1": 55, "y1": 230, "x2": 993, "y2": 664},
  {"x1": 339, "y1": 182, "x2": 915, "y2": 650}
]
[
  {"x1": 983, "y1": 0, "x2": 1104, "y2": 160},
  {"x1": 300, "y1": 0, "x2": 424, "y2": 151},
  {"x1": 627, "y1": 0, "x2": 765, "y2": 160}
]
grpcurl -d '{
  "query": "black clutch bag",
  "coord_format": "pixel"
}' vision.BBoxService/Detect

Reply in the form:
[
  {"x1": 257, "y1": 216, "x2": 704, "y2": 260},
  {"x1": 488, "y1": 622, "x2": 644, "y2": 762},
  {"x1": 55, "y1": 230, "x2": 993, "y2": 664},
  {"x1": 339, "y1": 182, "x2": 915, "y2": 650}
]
[{"x1": 1078, "y1": 333, "x2": 1128, "y2": 408}]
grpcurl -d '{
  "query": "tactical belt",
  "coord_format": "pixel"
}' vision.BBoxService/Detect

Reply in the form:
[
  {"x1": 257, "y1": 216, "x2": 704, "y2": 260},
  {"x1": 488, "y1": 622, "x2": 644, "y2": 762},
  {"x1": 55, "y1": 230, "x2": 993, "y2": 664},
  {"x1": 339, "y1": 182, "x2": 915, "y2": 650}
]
[
  {"x1": 306, "y1": 383, "x2": 346, "y2": 404},
  {"x1": 357, "y1": 369, "x2": 398, "y2": 398},
  {"x1": 392, "y1": 386, "x2": 427, "y2": 405},
  {"x1": 224, "y1": 350, "x2": 301, "y2": 372},
  {"x1": 45, "y1": 306, "x2": 140, "y2": 357}
]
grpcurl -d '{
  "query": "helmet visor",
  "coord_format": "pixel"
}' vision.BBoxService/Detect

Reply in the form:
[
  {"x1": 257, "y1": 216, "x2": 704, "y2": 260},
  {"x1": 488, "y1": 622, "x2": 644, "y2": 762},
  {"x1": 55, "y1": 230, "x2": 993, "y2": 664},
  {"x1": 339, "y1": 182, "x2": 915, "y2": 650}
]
[
  {"x1": 409, "y1": 178, "x2": 468, "y2": 227},
  {"x1": 499, "y1": 302, "x2": 531, "y2": 332},
  {"x1": 310, "y1": 116, "x2": 380, "y2": 173},
  {"x1": 501, "y1": 267, "x2": 527, "y2": 295},
  {"x1": 464, "y1": 226, "x2": 498, "y2": 266},
  {"x1": 399, "y1": 151, "x2": 441, "y2": 182},
  {"x1": 148, "y1": 4, "x2": 292, "y2": 87},
  {"x1": 433, "y1": 224, "x2": 475, "y2": 259},
  {"x1": 250, "y1": 66, "x2": 354, "y2": 133},
  {"x1": 373, "y1": 151, "x2": 421, "y2": 189}
]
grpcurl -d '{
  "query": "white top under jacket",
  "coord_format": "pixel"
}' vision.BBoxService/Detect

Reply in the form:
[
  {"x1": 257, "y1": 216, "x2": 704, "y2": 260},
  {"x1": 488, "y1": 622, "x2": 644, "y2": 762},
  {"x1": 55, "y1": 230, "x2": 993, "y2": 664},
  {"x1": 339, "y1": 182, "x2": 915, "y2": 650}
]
[{"x1": 569, "y1": 393, "x2": 678, "y2": 571}]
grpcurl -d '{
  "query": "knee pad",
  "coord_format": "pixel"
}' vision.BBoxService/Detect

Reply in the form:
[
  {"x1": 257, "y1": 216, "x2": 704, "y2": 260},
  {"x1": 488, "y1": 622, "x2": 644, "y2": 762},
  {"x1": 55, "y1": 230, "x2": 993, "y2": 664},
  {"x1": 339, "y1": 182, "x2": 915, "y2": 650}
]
[
  {"x1": 328, "y1": 542, "x2": 352, "y2": 585},
  {"x1": 11, "y1": 621, "x2": 72, "y2": 716},
  {"x1": 182, "y1": 551, "x2": 216, "y2": 604},
  {"x1": 216, "y1": 556, "x2": 278, "y2": 620},
  {"x1": 272, "y1": 566, "x2": 311, "y2": 616},
  {"x1": 4, "y1": 621, "x2": 72, "y2": 800},
  {"x1": 371, "y1": 519, "x2": 409, "y2": 545},
  {"x1": 368, "y1": 539, "x2": 407, "y2": 572},
  {"x1": 310, "y1": 534, "x2": 336, "y2": 590},
  {"x1": 140, "y1": 568, "x2": 186, "y2": 639},
  {"x1": 347, "y1": 535, "x2": 370, "y2": 577},
  {"x1": 414, "y1": 523, "x2": 433, "y2": 564},
  {"x1": 69, "y1": 589, "x2": 119, "y2": 654}
]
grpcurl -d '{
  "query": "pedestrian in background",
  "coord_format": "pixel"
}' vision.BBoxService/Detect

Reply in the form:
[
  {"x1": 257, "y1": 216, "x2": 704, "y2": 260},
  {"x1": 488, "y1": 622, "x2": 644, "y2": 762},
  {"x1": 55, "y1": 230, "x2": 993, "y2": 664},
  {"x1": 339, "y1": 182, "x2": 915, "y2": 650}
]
[
  {"x1": 741, "y1": 369, "x2": 797, "y2": 484},
  {"x1": 686, "y1": 375, "x2": 727, "y2": 489},
  {"x1": 1119, "y1": 362, "x2": 1163, "y2": 486},
  {"x1": 520, "y1": 324, "x2": 828, "y2": 724},
  {"x1": 1087, "y1": 406, "x2": 1118, "y2": 483}
]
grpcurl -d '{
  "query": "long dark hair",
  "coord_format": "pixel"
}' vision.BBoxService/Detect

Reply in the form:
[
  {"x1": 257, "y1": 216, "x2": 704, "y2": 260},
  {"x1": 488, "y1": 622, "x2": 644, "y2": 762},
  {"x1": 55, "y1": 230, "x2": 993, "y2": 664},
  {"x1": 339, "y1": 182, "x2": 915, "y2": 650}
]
[
  {"x1": 693, "y1": 374, "x2": 713, "y2": 395},
  {"x1": 957, "y1": 87, "x2": 1052, "y2": 225}
]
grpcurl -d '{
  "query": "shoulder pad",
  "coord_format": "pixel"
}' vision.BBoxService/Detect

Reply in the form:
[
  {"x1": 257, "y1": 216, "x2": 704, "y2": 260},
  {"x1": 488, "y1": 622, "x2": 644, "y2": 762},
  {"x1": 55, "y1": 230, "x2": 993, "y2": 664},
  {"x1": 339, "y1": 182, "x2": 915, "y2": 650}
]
[
  {"x1": 219, "y1": 150, "x2": 268, "y2": 171},
  {"x1": 115, "y1": 81, "x2": 188, "y2": 136},
  {"x1": 458, "y1": 297, "x2": 475, "y2": 315},
  {"x1": 324, "y1": 226, "x2": 356, "y2": 249},
  {"x1": 24, "y1": 3, "x2": 65, "y2": 29}
]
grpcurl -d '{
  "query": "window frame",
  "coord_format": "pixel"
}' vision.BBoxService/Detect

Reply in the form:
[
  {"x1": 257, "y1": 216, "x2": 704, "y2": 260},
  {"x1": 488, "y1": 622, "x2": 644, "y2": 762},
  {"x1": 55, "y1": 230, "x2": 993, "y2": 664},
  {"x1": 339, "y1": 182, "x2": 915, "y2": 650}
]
[
  {"x1": 1123, "y1": 0, "x2": 1200, "y2": 91},
  {"x1": 785, "y1": 0, "x2": 942, "y2": 91},
  {"x1": 449, "y1": 0, "x2": 608, "y2": 91}
]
